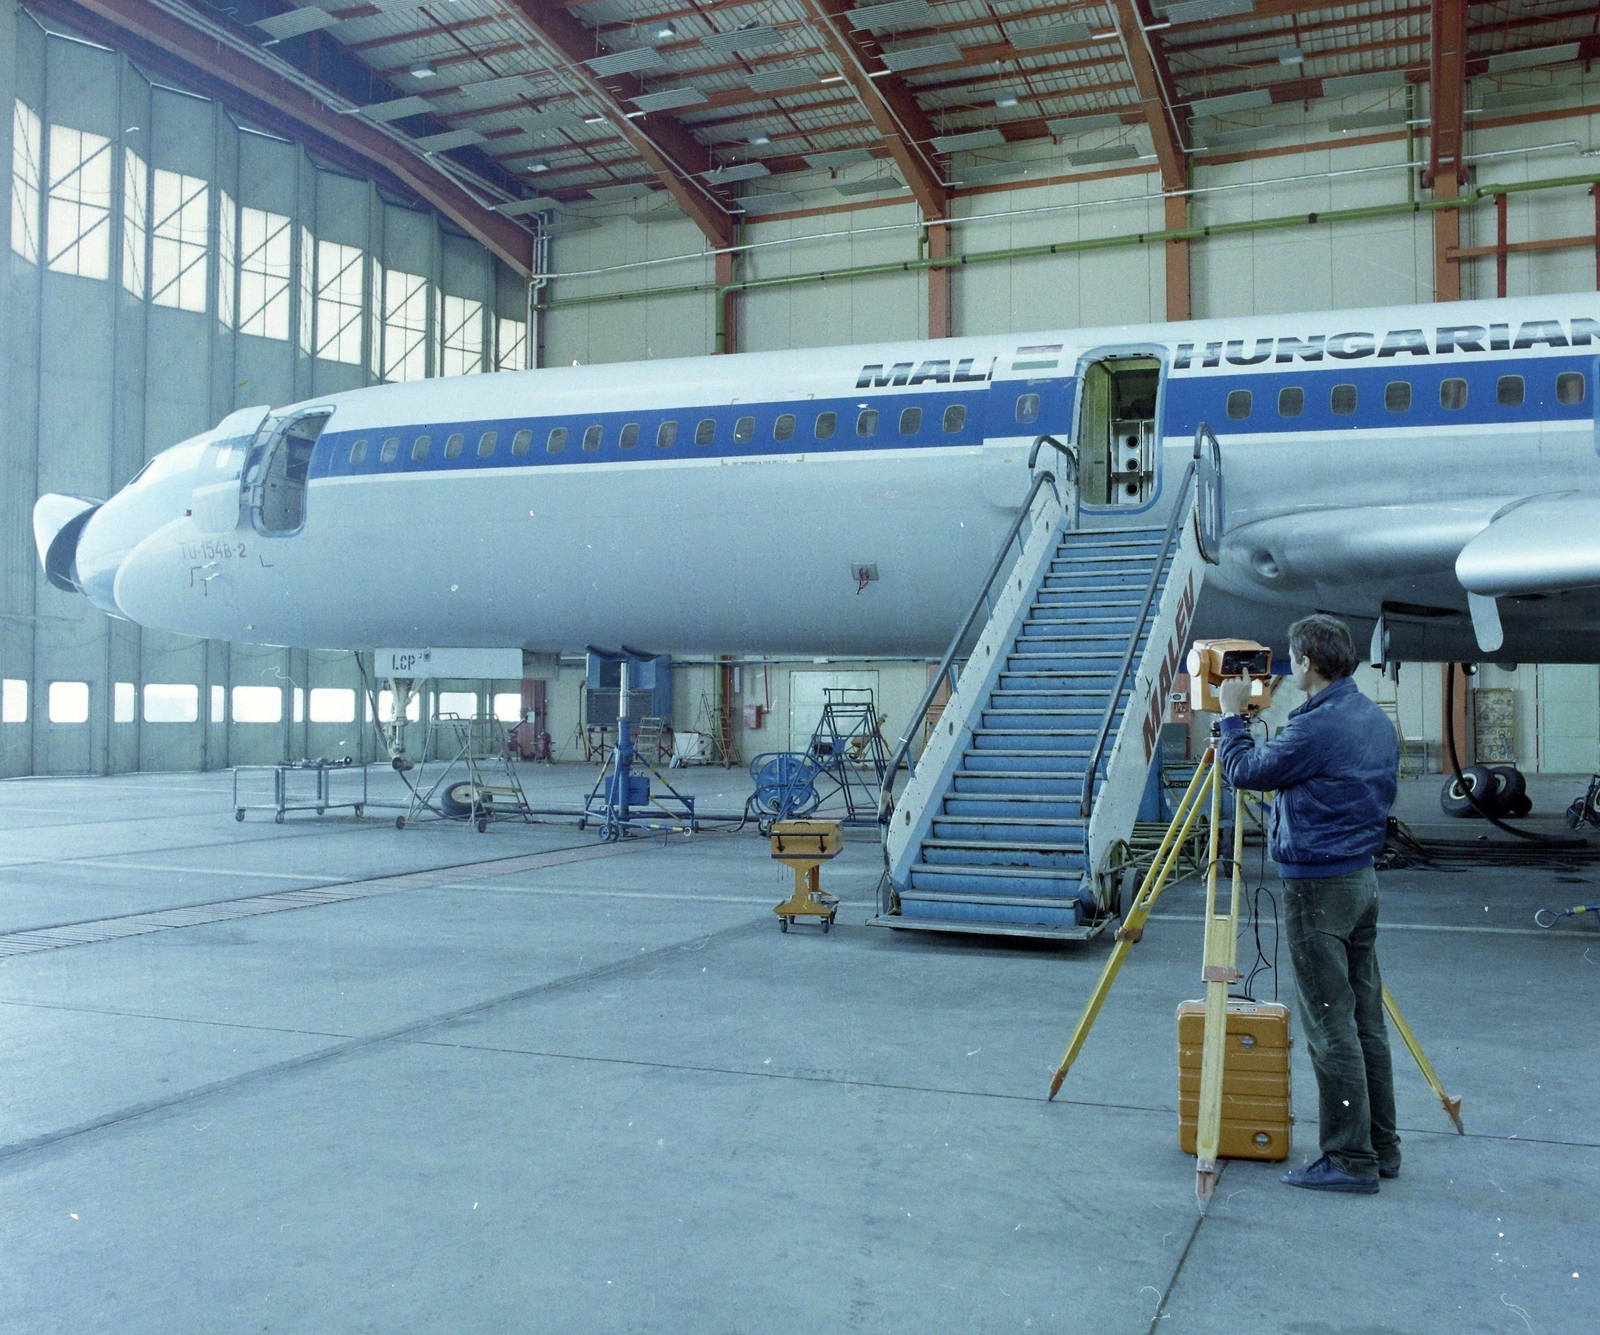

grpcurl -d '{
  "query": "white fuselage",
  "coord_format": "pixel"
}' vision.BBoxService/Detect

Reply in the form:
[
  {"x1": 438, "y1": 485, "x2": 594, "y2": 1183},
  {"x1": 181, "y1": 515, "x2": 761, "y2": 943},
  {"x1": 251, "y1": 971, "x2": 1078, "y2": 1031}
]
[{"x1": 44, "y1": 293, "x2": 1600, "y2": 661}]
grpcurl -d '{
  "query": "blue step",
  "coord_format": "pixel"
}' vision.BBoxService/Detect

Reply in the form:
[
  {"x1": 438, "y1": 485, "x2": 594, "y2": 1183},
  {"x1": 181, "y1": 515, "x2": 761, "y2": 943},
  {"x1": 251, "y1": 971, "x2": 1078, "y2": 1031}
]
[{"x1": 950, "y1": 772, "x2": 1084, "y2": 796}]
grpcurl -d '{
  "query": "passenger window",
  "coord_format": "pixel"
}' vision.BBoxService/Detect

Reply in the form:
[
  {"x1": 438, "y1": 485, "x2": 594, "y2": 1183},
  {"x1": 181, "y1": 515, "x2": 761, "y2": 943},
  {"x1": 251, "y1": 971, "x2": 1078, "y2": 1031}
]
[
  {"x1": 1226, "y1": 389, "x2": 1251, "y2": 420},
  {"x1": 694, "y1": 418, "x2": 716, "y2": 445},
  {"x1": 734, "y1": 415, "x2": 755, "y2": 444},
  {"x1": 1277, "y1": 387, "x2": 1303, "y2": 417},
  {"x1": 1384, "y1": 381, "x2": 1411, "y2": 412},
  {"x1": 1330, "y1": 384, "x2": 1357, "y2": 415},
  {"x1": 899, "y1": 406, "x2": 922, "y2": 435},
  {"x1": 856, "y1": 408, "x2": 879, "y2": 437},
  {"x1": 443, "y1": 433, "x2": 464, "y2": 459},
  {"x1": 349, "y1": 438, "x2": 368, "y2": 465},
  {"x1": 1439, "y1": 378, "x2": 1468, "y2": 410},
  {"x1": 773, "y1": 413, "x2": 796, "y2": 441},
  {"x1": 657, "y1": 420, "x2": 677, "y2": 449},
  {"x1": 477, "y1": 431, "x2": 497, "y2": 457},
  {"x1": 582, "y1": 425, "x2": 602, "y2": 451},
  {"x1": 411, "y1": 435, "x2": 432, "y2": 461},
  {"x1": 814, "y1": 411, "x2": 837, "y2": 440},
  {"x1": 619, "y1": 423, "x2": 640, "y2": 450},
  {"x1": 1557, "y1": 371, "x2": 1586, "y2": 405},
  {"x1": 511, "y1": 429, "x2": 532, "y2": 455},
  {"x1": 545, "y1": 427, "x2": 566, "y2": 454},
  {"x1": 380, "y1": 436, "x2": 399, "y2": 463},
  {"x1": 1015, "y1": 393, "x2": 1040, "y2": 424},
  {"x1": 1497, "y1": 374, "x2": 1524, "y2": 407},
  {"x1": 943, "y1": 404, "x2": 966, "y2": 432}
]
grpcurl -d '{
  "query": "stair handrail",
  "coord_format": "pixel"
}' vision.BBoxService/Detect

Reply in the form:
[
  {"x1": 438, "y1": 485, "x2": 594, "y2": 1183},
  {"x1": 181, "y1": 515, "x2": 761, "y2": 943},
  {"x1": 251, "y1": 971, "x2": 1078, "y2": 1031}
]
[
  {"x1": 877, "y1": 466, "x2": 1064, "y2": 828},
  {"x1": 1028, "y1": 434, "x2": 1079, "y2": 531},
  {"x1": 1077, "y1": 422, "x2": 1226, "y2": 820}
]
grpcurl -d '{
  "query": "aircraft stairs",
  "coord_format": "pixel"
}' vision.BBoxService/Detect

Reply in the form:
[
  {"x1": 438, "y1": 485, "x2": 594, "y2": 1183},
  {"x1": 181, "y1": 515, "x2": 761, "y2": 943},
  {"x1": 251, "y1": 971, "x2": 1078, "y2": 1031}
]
[{"x1": 870, "y1": 430, "x2": 1222, "y2": 940}]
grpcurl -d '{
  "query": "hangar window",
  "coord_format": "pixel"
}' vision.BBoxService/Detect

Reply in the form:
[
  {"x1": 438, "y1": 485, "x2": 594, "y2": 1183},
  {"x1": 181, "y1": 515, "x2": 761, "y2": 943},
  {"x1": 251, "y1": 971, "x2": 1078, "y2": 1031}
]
[
  {"x1": 151, "y1": 169, "x2": 209, "y2": 312},
  {"x1": 545, "y1": 428, "x2": 566, "y2": 453},
  {"x1": 857, "y1": 408, "x2": 879, "y2": 437},
  {"x1": 773, "y1": 414, "x2": 796, "y2": 441},
  {"x1": 237, "y1": 207, "x2": 292, "y2": 340},
  {"x1": 943, "y1": 404, "x2": 966, "y2": 432},
  {"x1": 349, "y1": 439, "x2": 368, "y2": 465},
  {"x1": 1496, "y1": 374, "x2": 1524, "y2": 408},
  {"x1": 1277, "y1": 387, "x2": 1303, "y2": 417},
  {"x1": 619, "y1": 423, "x2": 640, "y2": 450},
  {"x1": 379, "y1": 436, "x2": 399, "y2": 463},
  {"x1": 48, "y1": 681, "x2": 89, "y2": 724},
  {"x1": 1557, "y1": 371, "x2": 1585, "y2": 405},
  {"x1": 694, "y1": 418, "x2": 716, "y2": 445},
  {"x1": 657, "y1": 421, "x2": 677, "y2": 449},
  {"x1": 315, "y1": 240, "x2": 364, "y2": 365},
  {"x1": 46, "y1": 124, "x2": 111, "y2": 281},
  {"x1": 1384, "y1": 381, "x2": 1411, "y2": 412},
  {"x1": 477, "y1": 431, "x2": 497, "y2": 457},
  {"x1": 411, "y1": 435, "x2": 432, "y2": 462},
  {"x1": 443, "y1": 433, "x2": 464, "y2": 459},
  {"x1": 114, "y1": 682, "x2": 134, "y2": 723},
  {"x1": 1440, "y1": 378, "x2": 1467, "y2": 410},
  {"x1": 1330, "y1": 384, "x2": 1357, "y2": 415},
  {"x1": 143, "y1": 684, "x2": 198, "y2": 724},
  {"x1": 814, "y1": 412, "x2": 837, "y2": 440},
  {"x1": 309, "y1": 688, "x2": 355, "y2": 724},
  {"x1": 734, "y1": 416, "x2": 755, "y2": 443},
  {"x1": 582, "y1": 425, "x2": 602, "y2": 451},
  {"x1": 439, "y1": 295, "x2": 484, "y2": 376},
  {"x1": 126, "y1": 150, "x2": 149, "y2": 300},
  {"x1": 232, "y1": 685, "x2": 281, "y2": 724},
  {"x1": 12, "y1": 101, "x2": 41, "y2": 265},
  {"x1": 899, "y1": 406, "x2": 922, "y2": 435},
  {"x1": 1225, "y1": 390, "x2": 1252, "y2": 420},
  {"x1": 1015, "y1": 393, "x2": 1040, "y2": 424},
  {"x1": 1, "y1": 678, "x2": 25, "y2": 722}
]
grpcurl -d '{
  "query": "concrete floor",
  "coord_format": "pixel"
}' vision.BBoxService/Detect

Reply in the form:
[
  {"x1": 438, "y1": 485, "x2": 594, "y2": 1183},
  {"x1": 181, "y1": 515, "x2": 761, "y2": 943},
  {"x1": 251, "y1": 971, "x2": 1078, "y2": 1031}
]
[{"x1": 0, "y1": 764, "x2": 1595, "y2": 1333}]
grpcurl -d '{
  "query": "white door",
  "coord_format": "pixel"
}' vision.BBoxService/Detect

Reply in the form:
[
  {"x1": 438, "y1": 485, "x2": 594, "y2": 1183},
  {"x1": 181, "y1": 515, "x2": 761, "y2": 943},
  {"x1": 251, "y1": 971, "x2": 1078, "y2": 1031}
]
[
  {"x1": 1536, "y1": 664, "x2": 1599, "y2": 773},
  {"x1": 789, "y1": 671, "x2": 878, "y2": 753}
]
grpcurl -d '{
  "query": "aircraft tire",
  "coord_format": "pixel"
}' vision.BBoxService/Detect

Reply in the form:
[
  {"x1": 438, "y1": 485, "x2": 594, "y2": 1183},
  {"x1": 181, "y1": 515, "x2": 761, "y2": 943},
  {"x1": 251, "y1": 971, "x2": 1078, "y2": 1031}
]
[
  {"x1": 1488, "y1": 766, "x2": 1525, "y2": 816},
  {"x1": 1440, "y1": 765, "x2": 1494, "y2": 817}
]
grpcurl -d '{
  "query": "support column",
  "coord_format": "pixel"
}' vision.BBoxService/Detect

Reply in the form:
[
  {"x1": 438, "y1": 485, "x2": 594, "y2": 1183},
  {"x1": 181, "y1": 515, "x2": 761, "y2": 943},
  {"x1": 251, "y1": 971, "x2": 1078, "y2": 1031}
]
[
  {"x1": 1434, "y1": 169, "x2": 1461, "y2": 301},
  {"x1": 926, "y1": 224, "x2": 950, "y2": 339},
  {"x1": 715, "y1": 250, "x2": 736, "y2": 355},
  {"x1": 1165, "y1": 193, "x2": 1190, "y2": 322},
  {"x1": 1495, "y1": 191, "x2": 1508, "y2": 298}
]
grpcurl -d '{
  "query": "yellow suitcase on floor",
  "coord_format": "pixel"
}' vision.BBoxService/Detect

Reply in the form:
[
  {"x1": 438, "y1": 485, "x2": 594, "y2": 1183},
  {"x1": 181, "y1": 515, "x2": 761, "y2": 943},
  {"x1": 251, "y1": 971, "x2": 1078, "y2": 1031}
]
[{"x1": 1177, "y1": 998, "x2": 1292, "y2": 1162}]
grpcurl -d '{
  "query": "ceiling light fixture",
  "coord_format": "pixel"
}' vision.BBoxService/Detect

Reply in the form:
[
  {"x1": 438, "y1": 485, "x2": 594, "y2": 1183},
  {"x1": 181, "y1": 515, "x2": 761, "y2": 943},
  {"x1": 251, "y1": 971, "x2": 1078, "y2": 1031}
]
[
  {"x1": 819, "y1": 73, "x2": 845, "y2": 83},
  {"x1": 995, "y1": 93, "x2": 1020, "y2": 107},
  {"x1": 749, "y1": 132, "x2": 771, "y2": 144},
  {"x1": 526, "y1": 158, "x2": 550, "y2": 172},
  {"x1": 653, "y1": 22, "x2": 677, "y2": 42},
  {"x1": 409, "y1": 60, "x2": 438, "y2": 80},
  {"x1": 583, "y1": 114, "x2": 606, "y2": 124},
  {"x1": 1090, "y1": 29, "x2": 1119, "y2": 40}
]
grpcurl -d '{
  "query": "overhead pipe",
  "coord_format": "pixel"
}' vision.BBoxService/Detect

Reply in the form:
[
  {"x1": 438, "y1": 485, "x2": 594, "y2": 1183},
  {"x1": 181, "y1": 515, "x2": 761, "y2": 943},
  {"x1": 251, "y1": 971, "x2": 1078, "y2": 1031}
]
[{"x1": 535, "y1": 170, "x2": 1600, "y2": 313}]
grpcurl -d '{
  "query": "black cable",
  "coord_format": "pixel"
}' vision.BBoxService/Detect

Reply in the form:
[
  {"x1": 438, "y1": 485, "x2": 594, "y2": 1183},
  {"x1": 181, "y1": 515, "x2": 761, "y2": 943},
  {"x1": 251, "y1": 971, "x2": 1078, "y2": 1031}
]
[{"x1": 1443, "y1": 663, "x2": 1580, "y2": 844}]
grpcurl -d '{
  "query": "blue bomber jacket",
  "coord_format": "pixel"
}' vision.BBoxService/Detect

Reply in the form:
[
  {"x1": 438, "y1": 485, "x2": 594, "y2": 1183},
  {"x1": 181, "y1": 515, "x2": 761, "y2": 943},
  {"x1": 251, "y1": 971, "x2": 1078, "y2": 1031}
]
[{"x1": 1217, "y1": 676, "x2": 1399, "y2": 878}]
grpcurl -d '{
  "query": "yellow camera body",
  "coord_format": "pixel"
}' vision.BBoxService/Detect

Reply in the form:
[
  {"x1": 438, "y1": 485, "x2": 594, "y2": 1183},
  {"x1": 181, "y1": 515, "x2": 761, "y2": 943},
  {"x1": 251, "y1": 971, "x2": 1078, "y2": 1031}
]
[{"x1": 1187, "y1": 638, "x2": 1277, "y2": 715}]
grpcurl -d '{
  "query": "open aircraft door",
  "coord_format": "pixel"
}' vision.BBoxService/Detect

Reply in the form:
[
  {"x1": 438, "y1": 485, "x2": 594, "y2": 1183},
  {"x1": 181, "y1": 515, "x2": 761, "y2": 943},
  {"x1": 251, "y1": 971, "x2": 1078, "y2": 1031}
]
[
  {"x1": 1071, "y1": 347, "x2": 1167, "y2": 510},
  {"x1": 191, "y1": 405, "x2": 271, "y2": 533}
]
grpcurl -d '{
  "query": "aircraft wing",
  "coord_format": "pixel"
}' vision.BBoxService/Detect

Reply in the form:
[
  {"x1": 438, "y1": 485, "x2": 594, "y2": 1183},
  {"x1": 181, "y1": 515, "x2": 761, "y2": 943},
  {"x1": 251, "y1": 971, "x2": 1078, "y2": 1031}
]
[{"x1": 1455, "y1": 493, "x2": 1600, "y2": 598}]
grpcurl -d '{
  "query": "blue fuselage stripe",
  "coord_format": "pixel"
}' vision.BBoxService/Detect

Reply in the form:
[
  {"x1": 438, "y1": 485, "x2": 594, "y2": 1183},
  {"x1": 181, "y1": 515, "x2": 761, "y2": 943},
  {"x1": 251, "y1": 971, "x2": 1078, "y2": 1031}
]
[{"x1": 308, "y1": 352, "x2": 1596, "y2": 479}]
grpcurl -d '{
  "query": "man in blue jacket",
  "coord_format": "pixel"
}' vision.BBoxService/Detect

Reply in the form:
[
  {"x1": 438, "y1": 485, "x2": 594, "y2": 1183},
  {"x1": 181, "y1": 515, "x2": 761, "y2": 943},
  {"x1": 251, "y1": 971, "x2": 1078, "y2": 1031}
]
[{"x1": 1217, "y1": 614, "x2": 1400, "y2": 1195}]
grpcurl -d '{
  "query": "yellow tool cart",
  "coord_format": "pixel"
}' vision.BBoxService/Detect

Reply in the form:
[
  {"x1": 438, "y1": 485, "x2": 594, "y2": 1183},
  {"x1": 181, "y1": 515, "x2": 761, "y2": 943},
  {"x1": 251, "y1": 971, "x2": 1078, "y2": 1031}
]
[{"x1": 770, "y1": 820, "x2": 842, "y2": 933}]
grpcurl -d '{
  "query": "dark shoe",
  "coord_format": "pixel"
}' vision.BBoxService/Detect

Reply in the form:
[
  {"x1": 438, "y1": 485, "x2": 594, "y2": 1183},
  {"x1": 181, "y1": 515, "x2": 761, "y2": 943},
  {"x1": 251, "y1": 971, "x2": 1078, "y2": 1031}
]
[
  {"x1": 1379, "y1": 1164, "x2": 1400, "y2": 1179},
  {"x1": 1280, "y1": 1155, "x2": 1379, "y2": 1194}
]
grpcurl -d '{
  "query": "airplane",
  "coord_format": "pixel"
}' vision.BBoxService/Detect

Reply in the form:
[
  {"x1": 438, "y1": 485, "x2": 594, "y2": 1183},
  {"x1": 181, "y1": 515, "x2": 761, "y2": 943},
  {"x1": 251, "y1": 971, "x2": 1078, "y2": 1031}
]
[{"x1": 32, "y1": 291, "x2": 1600, "y2": 672}]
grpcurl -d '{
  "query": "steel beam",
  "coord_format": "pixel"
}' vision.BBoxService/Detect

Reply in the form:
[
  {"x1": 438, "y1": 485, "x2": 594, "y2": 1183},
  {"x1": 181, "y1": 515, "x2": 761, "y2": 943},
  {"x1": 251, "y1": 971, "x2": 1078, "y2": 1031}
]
[
  {"x1": 1428, "y1": 0, "x2": 1467, "y2": 300},
  {"x1": 803, "y1": 0, "x2": 947, "y2": 220},
  {"x1": 42, "y1": 0, "x2": 535, "y2": 274},
  {"x1": 1110, "y1": 0, "x2": 1186, "y2": 193},
  {"x1": 497, "y1": 0, "x2": 734, "y2": 247}
]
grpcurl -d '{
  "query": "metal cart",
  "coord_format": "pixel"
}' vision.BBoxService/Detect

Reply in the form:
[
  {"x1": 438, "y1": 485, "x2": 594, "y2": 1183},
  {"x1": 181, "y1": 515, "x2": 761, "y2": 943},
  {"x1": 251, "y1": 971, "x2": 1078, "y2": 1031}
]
[{"x1": 233, "y1": 760, "x2": 369, "y2": 823}]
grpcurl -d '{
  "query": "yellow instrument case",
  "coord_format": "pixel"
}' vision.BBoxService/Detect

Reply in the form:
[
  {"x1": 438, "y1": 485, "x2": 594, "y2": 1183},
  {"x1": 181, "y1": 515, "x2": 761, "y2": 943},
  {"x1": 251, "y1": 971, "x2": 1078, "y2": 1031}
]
[{"x1": 1177, "y1": 998, "x2": 1292, "y2": 1162}]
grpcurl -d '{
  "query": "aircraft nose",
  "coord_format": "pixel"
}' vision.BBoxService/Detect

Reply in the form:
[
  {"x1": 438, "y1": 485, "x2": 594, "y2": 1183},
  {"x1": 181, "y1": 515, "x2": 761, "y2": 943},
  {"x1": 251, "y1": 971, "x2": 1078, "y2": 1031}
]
[{"x1": 32, "y1": 494, "x2": 102, "y2": 593}]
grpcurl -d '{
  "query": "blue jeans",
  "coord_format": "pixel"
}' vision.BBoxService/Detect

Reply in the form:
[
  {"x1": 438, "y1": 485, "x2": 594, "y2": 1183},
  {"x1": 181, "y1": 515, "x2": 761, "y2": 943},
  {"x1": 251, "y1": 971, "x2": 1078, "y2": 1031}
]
[{"x1": 1282, "y1": 867, "x2": 1400, "y2": 1178}]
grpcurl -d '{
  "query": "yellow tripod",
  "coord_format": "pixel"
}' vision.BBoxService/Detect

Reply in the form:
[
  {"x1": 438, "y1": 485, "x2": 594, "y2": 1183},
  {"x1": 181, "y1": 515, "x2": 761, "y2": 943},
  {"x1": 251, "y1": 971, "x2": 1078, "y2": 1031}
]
[{"x1": 1047, "y1": 744, "x2": 1464, "y2": 1204}]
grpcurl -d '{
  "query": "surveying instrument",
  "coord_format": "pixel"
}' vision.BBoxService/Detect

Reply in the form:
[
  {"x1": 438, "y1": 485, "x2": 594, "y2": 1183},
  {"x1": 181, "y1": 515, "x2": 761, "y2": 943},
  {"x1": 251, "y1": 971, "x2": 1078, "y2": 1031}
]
[{"x1": 1046, "y1": 640, "x2": 1463, "y2": 1209}]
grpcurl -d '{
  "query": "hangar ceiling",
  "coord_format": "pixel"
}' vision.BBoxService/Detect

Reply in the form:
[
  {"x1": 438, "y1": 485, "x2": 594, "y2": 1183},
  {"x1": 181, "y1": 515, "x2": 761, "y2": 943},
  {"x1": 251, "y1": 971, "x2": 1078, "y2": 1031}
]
[{"x1": 43, "y1": 0, "x2": 1600, "y2": 257}]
